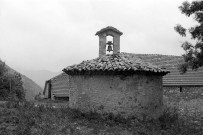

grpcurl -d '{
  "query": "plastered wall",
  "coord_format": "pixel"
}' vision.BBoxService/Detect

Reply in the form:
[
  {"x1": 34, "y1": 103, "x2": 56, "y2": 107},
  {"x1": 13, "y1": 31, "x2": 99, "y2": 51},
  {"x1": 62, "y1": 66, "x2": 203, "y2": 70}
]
[{"x1": 68, "y1": 74, "x2": 163, "y2": 119}]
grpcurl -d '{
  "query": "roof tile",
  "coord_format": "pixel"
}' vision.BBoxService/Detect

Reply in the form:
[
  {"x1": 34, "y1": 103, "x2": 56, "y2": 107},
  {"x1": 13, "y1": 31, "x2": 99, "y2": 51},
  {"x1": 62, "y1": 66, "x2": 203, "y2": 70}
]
[{"x1": 63, "y1": 53, "x2": 169, "y2": 75}]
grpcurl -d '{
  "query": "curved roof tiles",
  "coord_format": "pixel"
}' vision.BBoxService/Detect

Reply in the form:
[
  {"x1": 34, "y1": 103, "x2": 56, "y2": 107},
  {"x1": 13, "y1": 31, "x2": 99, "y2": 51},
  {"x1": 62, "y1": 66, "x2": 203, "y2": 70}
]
[{"x1": 63, "y1": 53, "x2": 169, "y2": 75}]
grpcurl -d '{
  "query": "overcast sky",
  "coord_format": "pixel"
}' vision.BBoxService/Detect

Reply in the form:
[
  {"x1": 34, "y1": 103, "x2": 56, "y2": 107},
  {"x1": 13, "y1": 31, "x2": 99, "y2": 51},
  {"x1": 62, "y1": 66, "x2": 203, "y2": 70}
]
[{"x1": 0, "y1": 0, "x2": 196, "y2": 72}]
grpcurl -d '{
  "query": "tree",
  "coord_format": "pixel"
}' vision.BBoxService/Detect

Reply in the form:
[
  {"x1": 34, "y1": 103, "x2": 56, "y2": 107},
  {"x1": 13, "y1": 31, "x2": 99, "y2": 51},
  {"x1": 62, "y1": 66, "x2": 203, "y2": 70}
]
[
  {"x1": 174, "y1": 0, "x2": 203, "y2": 72},
  {"x1": 0, "y1": 61, "x2": 9, "y2": 99},
  {"x1": 8, "y1": 72, "x2": 25, "y2": 100},
  {"x1": 0, "y1": 60, "x2": 25, "y2": 100}
]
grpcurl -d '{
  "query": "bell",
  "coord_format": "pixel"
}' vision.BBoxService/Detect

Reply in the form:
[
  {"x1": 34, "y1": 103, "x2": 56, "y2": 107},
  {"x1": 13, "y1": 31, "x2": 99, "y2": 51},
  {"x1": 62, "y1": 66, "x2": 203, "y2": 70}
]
[
  {"x1": 106, "y1": 41, "x2": 113, "y2": 45},
  {"x1": 107, "y1": 45, "x2": 113, "y2": 52}
]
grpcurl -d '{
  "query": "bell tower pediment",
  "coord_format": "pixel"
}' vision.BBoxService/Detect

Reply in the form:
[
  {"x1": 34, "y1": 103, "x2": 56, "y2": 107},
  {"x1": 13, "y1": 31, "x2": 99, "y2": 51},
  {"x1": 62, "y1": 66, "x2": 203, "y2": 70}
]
[{"x1": 95, "y1": 26, "x2": 123, "y2": 57}]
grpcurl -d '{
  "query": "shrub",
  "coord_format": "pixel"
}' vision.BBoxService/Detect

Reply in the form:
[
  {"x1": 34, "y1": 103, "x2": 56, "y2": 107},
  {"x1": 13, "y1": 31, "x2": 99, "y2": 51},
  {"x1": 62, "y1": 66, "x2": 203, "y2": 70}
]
[{"x1": 159, "y1": 105, "x2": 179, "y2": 130}]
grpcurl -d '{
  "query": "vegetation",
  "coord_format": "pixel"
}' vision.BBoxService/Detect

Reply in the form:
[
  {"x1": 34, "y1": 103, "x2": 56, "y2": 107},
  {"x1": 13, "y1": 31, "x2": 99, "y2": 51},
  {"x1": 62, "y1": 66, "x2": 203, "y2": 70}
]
[
  {"x1": 0, "y1": 59, "x2": 43, "y2": 101},
  {"x1": 174, "y1": 0, "x2": 203, "y2": 72},
  {"x1": 0, "y1": 61, "x2": 25, "y2": 101},
  {"x1": 0, "y1": 87, "x2": 202, "y2": 135}
]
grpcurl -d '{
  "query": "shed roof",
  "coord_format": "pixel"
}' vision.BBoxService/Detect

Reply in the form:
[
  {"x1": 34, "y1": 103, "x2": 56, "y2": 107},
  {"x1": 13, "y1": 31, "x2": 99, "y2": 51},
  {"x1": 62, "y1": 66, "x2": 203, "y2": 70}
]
[
  {"x1": 126, "y1": 53, "x2": 203, "y2": 86},
  {"x1": 50, "y1": 72, "x2": 67, "y2": 82},
  {"x1": 127, "y1": 53, "x2": 184, "y2": 69},
  {"x1": 63, "y1": 53, "x2": 169, "y2": 75},
  {"x1": 95, "y1": 26, "x2": 123, "y2": 36}
]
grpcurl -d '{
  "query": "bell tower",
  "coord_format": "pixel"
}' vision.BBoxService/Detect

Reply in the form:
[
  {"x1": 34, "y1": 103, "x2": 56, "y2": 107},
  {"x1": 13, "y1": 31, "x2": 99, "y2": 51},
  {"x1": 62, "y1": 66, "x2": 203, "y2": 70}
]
[{"x1": 95, "y1": 26, "x2": 123, "y2": 57}]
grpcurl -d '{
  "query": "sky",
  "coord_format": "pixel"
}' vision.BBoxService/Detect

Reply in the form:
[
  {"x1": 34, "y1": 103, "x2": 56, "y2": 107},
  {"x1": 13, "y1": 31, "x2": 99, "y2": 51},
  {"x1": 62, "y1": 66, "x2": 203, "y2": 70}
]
[{"x1": 0, "y1": 0, "x2": 196, "y2": 72}]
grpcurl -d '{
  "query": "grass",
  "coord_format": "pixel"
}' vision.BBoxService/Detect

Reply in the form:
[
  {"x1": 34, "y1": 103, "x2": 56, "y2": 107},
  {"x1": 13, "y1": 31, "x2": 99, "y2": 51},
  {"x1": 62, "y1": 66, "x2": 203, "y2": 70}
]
[{"x1": 0, "y1": 87, "x2": 203, "y2": 135}]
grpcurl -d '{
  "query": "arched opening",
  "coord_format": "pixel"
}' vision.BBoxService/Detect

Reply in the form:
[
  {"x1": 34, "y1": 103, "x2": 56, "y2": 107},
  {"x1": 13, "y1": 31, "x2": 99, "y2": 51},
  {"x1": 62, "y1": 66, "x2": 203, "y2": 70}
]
[{"x1": 106, "y1": 35, "x2": 113, "y2": 54}]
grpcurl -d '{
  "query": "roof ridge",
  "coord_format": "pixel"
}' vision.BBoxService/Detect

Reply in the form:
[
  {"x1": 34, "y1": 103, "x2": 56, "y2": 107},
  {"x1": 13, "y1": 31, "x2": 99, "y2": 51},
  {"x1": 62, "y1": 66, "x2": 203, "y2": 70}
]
[
  {"x1": 121, "y1": 52, "x2": 183, "y2": 58},
  {"x1": 95, "y1": 26, "x2": 123, "y2": 35}
]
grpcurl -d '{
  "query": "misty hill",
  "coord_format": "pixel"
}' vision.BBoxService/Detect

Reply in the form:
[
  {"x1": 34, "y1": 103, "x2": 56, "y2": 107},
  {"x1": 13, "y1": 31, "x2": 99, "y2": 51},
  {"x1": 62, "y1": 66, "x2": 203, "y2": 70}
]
[
  {"x1": 21, "y1": 75, "x2": 43, "y2": 100},
  {"x1": 16, "y1": 69, "x2": 61, "y2": 88},
  {"x1": 1, "y1": 60, "x2": 43, "y2": 101}
]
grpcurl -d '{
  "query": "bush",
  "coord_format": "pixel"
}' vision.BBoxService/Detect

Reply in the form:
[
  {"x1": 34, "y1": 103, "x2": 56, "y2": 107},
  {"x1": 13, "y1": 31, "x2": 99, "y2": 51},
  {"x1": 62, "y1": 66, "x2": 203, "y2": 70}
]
[{"x1": 159, "y1": 105, "x2": 179, "y2": 130}]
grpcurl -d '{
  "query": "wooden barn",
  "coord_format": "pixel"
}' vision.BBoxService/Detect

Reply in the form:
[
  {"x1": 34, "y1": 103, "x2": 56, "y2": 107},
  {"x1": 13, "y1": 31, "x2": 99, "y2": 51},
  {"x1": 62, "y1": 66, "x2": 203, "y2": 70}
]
[{"x1": 43, "y1": 72, "x2": 70, "y2": 100}]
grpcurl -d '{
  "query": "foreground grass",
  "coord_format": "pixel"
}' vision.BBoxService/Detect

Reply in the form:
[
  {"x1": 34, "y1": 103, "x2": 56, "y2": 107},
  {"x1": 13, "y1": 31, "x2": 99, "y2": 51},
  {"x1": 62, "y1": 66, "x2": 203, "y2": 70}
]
[
  {"x1": 0, "y1": 87, "x2": 202, "y2": 135},
  {"x1": 0, "y1": 101, "x2": 202, "y2": 135}
]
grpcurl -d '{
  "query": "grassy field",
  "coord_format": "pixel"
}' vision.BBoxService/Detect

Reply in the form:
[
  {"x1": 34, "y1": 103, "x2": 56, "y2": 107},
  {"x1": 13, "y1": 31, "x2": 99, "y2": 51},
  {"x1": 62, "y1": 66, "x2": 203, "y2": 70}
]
[{"x1": 0, "y1": 87, "x2": 203, "y2": 135}]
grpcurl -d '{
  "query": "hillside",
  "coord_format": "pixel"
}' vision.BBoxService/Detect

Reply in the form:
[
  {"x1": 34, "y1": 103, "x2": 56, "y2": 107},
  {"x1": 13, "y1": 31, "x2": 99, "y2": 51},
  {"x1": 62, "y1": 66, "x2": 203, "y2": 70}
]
[
  {"x1": 0, "y1": 60, "x2": 43, "y2": 101},
  {"x1": 21, "y1": 75, "x2": 43, "y2": 100},
  {"x1": 16, "y1": 69, "x2": 61, "y2": 88}
]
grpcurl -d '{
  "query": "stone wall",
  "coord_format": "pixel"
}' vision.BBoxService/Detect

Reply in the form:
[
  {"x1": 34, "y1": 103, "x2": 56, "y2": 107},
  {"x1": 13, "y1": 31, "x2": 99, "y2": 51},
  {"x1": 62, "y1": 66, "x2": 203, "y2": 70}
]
[{"x1": 68, "y1": 74, "x2": 163, "y2": 119}]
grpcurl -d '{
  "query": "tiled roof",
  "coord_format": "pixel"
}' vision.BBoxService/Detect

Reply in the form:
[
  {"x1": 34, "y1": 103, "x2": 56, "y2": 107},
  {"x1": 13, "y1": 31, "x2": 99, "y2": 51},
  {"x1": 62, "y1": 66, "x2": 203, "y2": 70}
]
[
  {"x1": 127, "y1": 53, "x2": 203, "y2": 86},
  {"x1": 95, "y1": 26, "x2": 123, "y2": 35},
  {"x1": 126, "y1": 53, "x2": 184, "y2": 69},
  {"x1": 163, "y1": 67, "x2": 203, "y2": 86},
  {"x1": 63, "y1": 53, "x2": 169, "y2": 75},
  {"x1": 46, "y1": 53, "x2": 203, "y2": 87}
]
